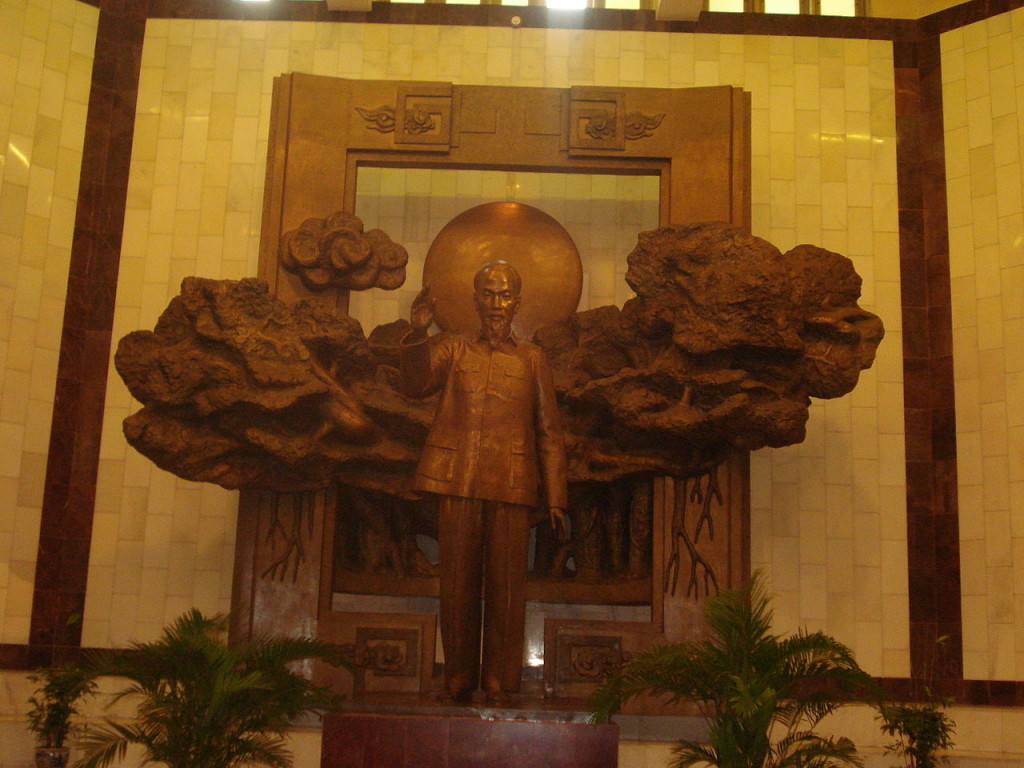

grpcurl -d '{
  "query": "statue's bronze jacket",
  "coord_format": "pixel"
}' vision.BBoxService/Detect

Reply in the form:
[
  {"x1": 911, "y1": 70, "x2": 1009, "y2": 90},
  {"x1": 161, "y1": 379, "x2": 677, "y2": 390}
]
[{"x1": 400, "y1": 332, "x2": 568, "y2": 510}]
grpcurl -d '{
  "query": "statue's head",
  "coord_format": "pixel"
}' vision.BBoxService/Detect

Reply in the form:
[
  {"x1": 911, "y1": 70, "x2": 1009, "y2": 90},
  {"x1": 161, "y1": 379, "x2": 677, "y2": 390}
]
[{"x1": 474, "y1": 261, "x2": 521, "y2": 341}]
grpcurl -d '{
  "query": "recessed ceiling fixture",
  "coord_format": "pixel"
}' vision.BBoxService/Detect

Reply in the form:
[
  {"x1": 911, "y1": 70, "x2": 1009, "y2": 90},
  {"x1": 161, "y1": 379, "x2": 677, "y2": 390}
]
[
  {"x1": 325, "y1": 0, "x2": 372, "y2": 10},
  {"x1": 655, "y1": 0, "x2": 701, "y2": 19}
]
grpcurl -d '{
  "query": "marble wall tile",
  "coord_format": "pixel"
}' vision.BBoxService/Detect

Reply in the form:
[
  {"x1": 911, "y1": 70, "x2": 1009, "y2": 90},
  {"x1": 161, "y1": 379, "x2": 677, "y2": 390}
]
[
  {"x1": 0, "y1": 0, "x2": 97, "y2": 645},
  {"x1": 941, "y1": 5, "x2": 1024, "y2": 681}
]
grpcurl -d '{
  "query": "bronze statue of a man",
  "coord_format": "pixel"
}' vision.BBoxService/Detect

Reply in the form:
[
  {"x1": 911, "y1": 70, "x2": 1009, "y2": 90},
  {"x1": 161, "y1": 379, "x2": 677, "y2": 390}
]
[{"x1": 401, "y1": 261, "x2": 569, "y2": 703}]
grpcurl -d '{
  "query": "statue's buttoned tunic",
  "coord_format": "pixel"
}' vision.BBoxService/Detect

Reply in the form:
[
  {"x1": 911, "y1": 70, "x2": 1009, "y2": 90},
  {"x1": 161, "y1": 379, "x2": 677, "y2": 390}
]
[{"x1": 402, "y1": 333, "x2": 567, "y2": 510}]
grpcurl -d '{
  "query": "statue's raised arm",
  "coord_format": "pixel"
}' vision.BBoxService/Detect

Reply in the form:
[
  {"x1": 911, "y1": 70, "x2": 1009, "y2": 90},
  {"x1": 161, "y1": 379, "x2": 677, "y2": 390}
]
[{"x1": 408, "y1": 285, "x2": 435, "y2": 342}]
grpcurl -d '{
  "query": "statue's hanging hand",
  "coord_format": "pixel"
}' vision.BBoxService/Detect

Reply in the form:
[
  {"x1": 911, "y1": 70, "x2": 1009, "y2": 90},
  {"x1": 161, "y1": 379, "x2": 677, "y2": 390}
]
[
  {"x1": 409, "y1": 285, "x2": 435, "y2": 342},
  {"x1": 549, "y1": 507, "x2": 569, "y2": 542}
]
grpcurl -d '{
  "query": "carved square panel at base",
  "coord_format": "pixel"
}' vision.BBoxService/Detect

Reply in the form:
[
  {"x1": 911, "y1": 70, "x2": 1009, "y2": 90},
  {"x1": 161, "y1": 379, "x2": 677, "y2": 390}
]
[
  {"x1": 543, "y1": 619, "x2": 661, "y2": 701},
  {"x1": 568, "y1": 88, "x2": 625, "y2": 152},
  {"x1": 315, "y1": 611, "x2": 436, "y2": 697}
]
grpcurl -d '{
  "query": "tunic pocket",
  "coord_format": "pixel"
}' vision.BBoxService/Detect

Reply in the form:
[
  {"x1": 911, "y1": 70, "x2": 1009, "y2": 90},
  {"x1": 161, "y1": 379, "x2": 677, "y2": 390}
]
[
  {"x1": 499, "y1": 359, "x2": 529, "y2": 400},
  {"x1": 420, "y1": 442, "x2": 458, "y2": 482},
  {"x1": 453, "y1": 361, "x2": 482, "y2": 392},
  {"x1": 508, "y1": 446, "x2": 532, "y2": 489}
]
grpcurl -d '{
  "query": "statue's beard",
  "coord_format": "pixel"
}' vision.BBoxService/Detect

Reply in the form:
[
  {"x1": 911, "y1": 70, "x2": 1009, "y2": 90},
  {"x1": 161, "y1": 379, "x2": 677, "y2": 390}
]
[{"x1": 480, "y1": 314, "x2": 514, "y2": 345}]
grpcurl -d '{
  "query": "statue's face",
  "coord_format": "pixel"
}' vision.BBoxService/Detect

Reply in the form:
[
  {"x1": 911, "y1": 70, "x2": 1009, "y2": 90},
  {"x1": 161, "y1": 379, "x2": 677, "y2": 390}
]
[{"x1": 474, "y1": 269, "x2": 520, "y2": 337}]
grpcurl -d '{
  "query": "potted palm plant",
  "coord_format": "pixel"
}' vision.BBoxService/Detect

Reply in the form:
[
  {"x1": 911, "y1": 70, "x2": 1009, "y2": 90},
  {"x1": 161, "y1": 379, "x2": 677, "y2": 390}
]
[
  {"x1": 26, "y1": 663, "x2": 97, "y2": 768},
  {"x1": 76, "y1": 609, "x2": 346, "y2": 768},
  {"x1": 876, "y1": 636, "x2": 956, "y2": 768},
  {"x1": 590, "y1": 572, "x2": 876, "y2": 768},
  {"x1": 878, "y1": 700, "x2": 955, "y2": 768}
]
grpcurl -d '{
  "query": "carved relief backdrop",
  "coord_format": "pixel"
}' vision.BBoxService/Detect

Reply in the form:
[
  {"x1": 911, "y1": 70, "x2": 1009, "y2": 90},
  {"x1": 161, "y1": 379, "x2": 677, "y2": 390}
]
[
  {"x1": 82, "y1": 20, "x2": 907, "y2": 680},
  {"x1": 228, "y1": 73, "x2": 752, "y2": 696}
]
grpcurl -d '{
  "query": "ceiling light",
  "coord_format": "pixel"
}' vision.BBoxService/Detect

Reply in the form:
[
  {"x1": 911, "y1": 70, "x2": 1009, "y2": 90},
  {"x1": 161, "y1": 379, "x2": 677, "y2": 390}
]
[
  {"x1": 655, "y1": 0, "x2": 701, "y2": 19},
  {"x1": 325, "y1": 0, "x2": 373, "y2": 9}
]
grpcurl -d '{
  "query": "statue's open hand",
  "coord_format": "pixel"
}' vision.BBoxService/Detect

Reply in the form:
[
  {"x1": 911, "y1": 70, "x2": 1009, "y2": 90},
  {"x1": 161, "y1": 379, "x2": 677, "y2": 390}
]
[
  {"x1": 410, "y1": 286, "x2": 435, "y2": 335},
  {"x1": 549, "y1": 507, "x2": 569, "y2": 542}
]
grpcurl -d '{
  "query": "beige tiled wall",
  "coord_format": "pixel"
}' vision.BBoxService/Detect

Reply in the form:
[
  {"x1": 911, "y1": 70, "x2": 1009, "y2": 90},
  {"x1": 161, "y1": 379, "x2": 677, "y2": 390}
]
[
  {"x1": 0, "y1": 0, "x2": 97, "y2": 644},
  {"x1": 88, "y1": 19, "x2": 906, "y2": 679},
  {"x1": 941, "y1": 7, "x2": 1024, "y2": 682},
  {"x1": 740, "y1": 35, "x2": 906, "y2": 677},
  {"x1": 82, "y1": 17, "x2": 269, "y2": 646}
]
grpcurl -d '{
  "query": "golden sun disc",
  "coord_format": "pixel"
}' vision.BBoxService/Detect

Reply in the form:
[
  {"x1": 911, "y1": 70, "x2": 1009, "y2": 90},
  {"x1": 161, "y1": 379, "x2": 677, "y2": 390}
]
[{"x1": 422, "y1": 202, "x2": 583, "y2": 339}]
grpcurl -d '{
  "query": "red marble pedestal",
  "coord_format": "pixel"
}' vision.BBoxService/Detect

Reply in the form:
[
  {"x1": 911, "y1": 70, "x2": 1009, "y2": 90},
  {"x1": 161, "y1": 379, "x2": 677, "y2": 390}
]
[{"x1": 321, "y1": 711, "x2": 619, "y2": 768}]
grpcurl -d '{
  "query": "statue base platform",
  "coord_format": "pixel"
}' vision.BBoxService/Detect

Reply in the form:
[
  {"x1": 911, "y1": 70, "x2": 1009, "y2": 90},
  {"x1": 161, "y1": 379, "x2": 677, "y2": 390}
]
[{"x1": 321, "y1": 699, "x2": 619, "y2": 768}]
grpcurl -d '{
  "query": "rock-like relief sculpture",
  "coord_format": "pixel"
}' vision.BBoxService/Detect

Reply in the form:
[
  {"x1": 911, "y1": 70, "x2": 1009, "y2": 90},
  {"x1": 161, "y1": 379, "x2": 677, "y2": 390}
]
[
  {"x1": 536, "y1": 223, "x2": 883, "y2": 485},
  {"x1": 279, "y1": 212, "x2": 408, "y2": 291},
  {"x1": 114, "y1": 276, "x2": 420, "y2": 492},
  {"x1": 117, "y1": 221, "x2": 882, "y2": 501}
]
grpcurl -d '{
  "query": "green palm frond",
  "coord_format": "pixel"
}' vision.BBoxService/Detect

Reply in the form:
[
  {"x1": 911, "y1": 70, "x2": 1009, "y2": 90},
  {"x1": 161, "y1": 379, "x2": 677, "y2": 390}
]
[
  {"x1": 769, "y1": 732, "x2": 862, "y2": 768},
  {"x1": 218, "y1": 731, "x2": 293, "y2": 768},
  {"x1": 26, "y1": 663, "x2": 97, "y2": 748},
  {"x1": 674, "y1": 739, "x2": 721, "y2": 768},
  {"x1": 589, "y1": 642, "x2": 713, "y2": 722},
  {"x1": 75, "y1": 609, "x2": 346, "y2": 768},
  {"x1": 76, "y1": 720, "x2": 145, "y2": 768},
  {"x1": 589, "y1": 571, "x2": 874, "y2": 768}
]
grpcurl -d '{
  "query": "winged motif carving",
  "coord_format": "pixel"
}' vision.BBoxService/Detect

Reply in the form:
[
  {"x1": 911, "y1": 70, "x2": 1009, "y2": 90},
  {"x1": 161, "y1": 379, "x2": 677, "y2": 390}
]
[
  {"x1": 625, "y1": 111, "x2": 666, "y2": 140},
  {"x1": 355, "y1": 105, "x2": 396, "y2": 132}
]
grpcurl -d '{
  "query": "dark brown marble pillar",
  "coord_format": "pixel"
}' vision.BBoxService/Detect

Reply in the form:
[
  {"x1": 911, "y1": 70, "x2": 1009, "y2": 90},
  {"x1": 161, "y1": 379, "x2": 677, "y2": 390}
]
[
  {"x1": 27, "y1": 0, "x2": 147, "y2": 660},
  {"x1": 894, "y1": 33, "x2": 962, "y2": 688}
]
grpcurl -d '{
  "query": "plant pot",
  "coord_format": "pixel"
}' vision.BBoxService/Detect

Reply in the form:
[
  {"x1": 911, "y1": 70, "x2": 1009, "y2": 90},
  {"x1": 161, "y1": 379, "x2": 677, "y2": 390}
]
[{"x1": 34, "y1": 747, "x2": 70, "y2": 768}]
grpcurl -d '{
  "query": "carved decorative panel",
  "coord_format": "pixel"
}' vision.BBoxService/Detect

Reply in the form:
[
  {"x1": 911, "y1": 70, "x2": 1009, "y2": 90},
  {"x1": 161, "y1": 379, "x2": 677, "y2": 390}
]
[
  {"x1": 315, "y1": 611, "x2": 436, "y2": 698},
  {"x1": 568, "y1": 87, "x2": 625, "y2": 152},
  {"x1": 543, "y1": 619, "x2": 661, "y2": 700},
  {"x1": 625, "y1": 110, "x2": 666, "y2": 140},
  {"x1": 395, "y1": 85, "x2": 452, "y2": 146}
]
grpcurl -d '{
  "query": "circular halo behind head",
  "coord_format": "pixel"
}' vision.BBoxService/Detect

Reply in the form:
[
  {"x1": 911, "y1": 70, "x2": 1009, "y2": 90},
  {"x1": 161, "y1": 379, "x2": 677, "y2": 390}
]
[{"x1": 422, "y1": 202, "x2": 583, "y2": 339}]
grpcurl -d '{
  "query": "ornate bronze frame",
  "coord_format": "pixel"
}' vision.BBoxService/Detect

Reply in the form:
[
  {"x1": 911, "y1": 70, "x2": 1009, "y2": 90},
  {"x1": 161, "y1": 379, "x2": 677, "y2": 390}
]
[{"x1": 235, "y1": 74, "x2": 752, "y2": 697}]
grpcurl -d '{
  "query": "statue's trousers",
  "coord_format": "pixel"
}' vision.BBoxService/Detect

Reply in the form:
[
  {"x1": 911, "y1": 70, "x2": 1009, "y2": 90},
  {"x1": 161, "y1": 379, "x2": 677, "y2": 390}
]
[{"x1": 437, "y1": 495, "x2": 531, "y2": 694}]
